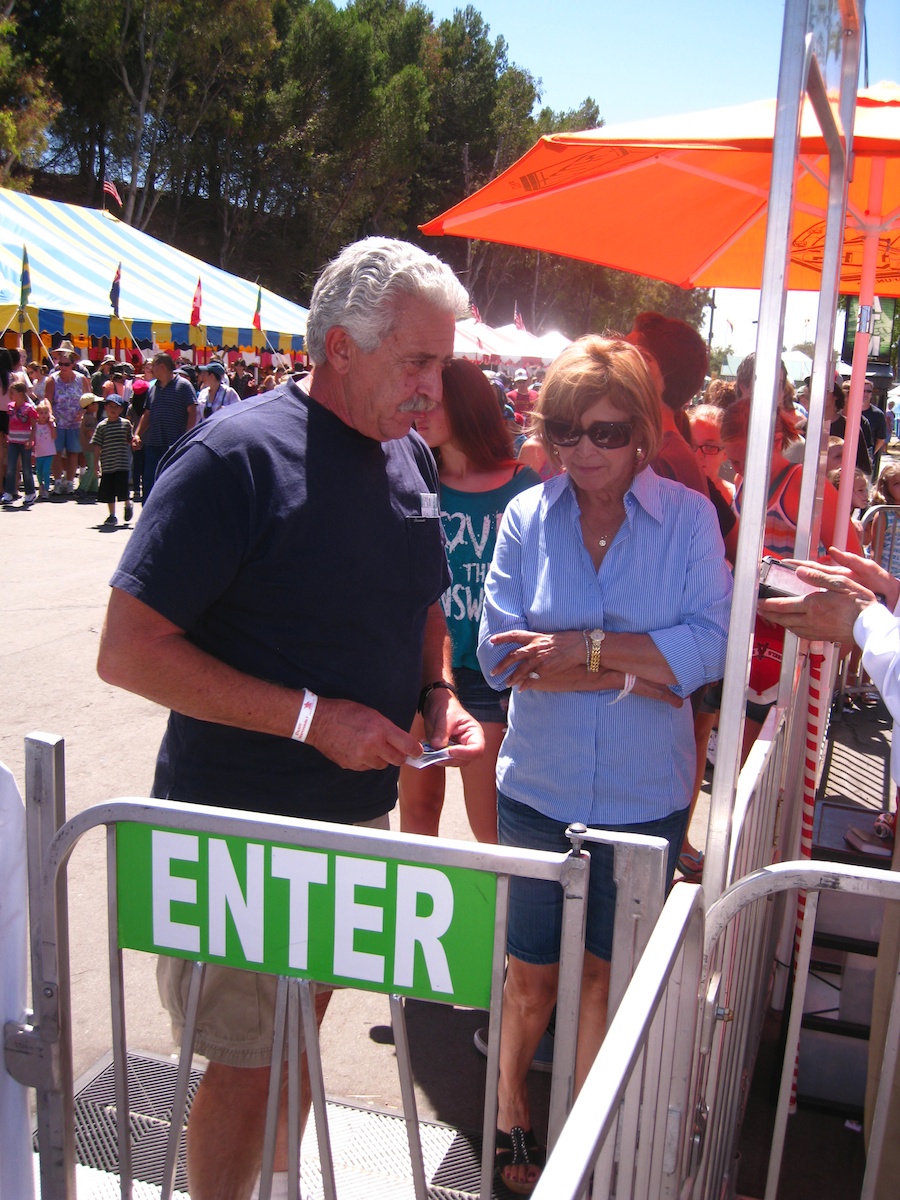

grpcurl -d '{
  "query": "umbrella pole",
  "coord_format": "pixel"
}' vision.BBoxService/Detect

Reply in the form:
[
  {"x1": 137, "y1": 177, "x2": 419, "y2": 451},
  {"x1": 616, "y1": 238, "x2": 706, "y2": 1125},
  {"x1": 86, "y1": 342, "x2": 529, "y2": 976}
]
[{"x1": 835, "y1": 158, "x2": 887, "y2": 540}]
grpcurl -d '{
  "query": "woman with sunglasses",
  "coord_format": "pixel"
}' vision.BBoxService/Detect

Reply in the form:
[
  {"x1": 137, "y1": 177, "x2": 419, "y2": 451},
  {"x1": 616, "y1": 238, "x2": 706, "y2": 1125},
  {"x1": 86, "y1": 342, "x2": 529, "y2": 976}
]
[
  {"x1": 477, "y1": 337, "x2": 732, "y2": 1194},
  {"x1": 44, "y1": 351, "x2": 86, "y2": 494},
  {"x1": 399, "y1": 359, "x2": 541, "y2": 842}
]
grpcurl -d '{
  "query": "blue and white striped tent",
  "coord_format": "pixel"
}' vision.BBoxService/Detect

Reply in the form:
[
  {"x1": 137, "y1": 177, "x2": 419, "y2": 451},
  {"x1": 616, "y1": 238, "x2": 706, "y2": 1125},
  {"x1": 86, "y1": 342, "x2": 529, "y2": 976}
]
[{"x1": 0, "y1": 188, "x2": 307, "y2": 351}]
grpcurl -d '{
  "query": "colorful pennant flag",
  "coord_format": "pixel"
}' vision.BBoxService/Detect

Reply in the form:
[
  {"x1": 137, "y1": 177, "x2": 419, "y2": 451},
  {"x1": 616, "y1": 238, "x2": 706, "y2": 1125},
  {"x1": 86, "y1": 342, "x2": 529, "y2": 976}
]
[
  {"x1": 190, "y1": 278, "x2": 202, "y2": 326},
  {"x1": 514, "y1": 302, "x2": 525, "y2": 332},
  {"x1": 253, "y1": 286, "x2": 262, "y2": 332},
  {"x1": 109, "y1": 262, "x2": 121, "y2": 316},
  {"x1": 103, "y1": 179, "x2": 123, "y2": 207},
  {"x1": 19, "y1": 246, "x2": 30, "y2": 309}
]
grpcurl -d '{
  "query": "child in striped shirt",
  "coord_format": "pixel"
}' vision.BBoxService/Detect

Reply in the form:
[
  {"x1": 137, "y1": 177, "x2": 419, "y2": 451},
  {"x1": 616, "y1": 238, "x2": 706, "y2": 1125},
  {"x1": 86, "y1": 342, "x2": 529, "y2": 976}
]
[{"x1": 91, "y1": 395, "x2": 134, "y2": 526}]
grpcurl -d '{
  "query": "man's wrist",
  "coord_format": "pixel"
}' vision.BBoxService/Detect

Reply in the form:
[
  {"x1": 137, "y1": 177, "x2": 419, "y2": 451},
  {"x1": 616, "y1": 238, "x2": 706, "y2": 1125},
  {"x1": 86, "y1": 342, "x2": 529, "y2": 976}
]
[
  {"x1": 417, "y1": 679, "x2": 457, "y2": 715},
  {"x1": 291, "y1": 689, "x2": 318, "y2": 742}
]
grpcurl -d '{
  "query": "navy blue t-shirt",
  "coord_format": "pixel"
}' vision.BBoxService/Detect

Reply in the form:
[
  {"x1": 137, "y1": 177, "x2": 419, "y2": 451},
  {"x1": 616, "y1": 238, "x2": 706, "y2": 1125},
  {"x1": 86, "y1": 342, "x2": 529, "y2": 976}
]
[
  {"x1": 144, "y1": 374, "x2": 198, "y2": 449},
  {"x1": 110, "y1": 381, "x2": 449, "y2": 822}
]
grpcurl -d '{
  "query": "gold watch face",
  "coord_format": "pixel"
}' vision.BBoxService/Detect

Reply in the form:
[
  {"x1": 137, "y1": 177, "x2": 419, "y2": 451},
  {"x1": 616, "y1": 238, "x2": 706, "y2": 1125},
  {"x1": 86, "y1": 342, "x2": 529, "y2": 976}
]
[{"x1": 589, "y1": 628, "x2": 605, "y2": 644}]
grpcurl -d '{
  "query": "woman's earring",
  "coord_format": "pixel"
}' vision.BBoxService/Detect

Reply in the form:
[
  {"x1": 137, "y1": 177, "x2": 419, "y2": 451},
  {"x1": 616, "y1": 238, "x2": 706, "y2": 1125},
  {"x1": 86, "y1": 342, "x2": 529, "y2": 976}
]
[{"x1": 636, "y1": 447, "x2": 645, "y2": 459}]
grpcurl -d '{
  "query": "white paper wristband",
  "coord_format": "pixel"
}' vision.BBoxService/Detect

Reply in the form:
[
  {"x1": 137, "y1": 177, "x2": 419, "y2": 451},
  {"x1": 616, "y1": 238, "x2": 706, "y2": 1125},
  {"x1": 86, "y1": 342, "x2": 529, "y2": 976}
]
[
  {"x1": 291, "y1": 689, "x2": 318, "y2": 742},
  {"x1": 609, "y1": 673, "x2": 637, "y2": 705}
]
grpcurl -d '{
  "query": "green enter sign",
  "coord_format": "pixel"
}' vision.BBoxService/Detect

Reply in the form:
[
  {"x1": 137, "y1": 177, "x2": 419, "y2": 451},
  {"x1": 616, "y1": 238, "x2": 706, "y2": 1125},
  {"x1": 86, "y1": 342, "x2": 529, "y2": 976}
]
[{"x1": 116, "y1": 823, "x2": 498, "y2": 1008}]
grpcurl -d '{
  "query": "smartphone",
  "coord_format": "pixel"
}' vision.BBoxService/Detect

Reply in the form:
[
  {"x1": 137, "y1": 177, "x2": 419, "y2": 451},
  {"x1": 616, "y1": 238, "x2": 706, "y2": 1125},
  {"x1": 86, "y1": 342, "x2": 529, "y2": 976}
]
[{"x1": 758, "y1": 556, "x2": 821, "y2": 599}]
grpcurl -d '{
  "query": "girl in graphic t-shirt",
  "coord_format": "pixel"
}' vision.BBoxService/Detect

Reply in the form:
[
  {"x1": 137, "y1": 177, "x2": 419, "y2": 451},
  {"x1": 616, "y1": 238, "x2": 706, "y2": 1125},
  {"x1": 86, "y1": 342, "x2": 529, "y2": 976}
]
[{"x1": 398, "y1": 359, "x2": 541, "y2": 843}]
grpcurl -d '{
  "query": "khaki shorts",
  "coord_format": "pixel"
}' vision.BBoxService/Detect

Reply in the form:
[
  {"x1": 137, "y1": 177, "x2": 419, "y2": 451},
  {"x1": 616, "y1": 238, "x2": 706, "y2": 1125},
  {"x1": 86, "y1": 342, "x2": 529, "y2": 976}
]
[{"x1": 157, "y1": 811, "x2": 391, "y2": 1067}]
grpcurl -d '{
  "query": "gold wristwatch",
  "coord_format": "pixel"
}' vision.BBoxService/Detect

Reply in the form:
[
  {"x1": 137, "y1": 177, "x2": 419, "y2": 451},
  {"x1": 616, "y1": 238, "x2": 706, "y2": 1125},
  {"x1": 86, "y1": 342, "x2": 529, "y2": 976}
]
[{"x1": 586, "y1": 628, "x2": 605, "y2": 673}]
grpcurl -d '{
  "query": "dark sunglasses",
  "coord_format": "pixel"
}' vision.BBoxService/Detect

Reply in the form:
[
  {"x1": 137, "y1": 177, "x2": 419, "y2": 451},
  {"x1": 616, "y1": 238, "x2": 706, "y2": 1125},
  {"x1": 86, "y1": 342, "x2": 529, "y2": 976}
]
[
  {"x1": 695, "y1": 442, "x2": 724, "y2": 456},
  {"x1": 545, "y1": 419, "x2": 633, "y2": 449}
]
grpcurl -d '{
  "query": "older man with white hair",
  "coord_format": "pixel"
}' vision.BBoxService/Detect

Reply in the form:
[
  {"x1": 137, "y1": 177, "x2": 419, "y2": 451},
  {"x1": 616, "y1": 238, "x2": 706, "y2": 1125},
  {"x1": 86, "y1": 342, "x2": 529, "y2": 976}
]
[{"x1": 97, "y1": 237, "x2": 484, "y2": 1200}]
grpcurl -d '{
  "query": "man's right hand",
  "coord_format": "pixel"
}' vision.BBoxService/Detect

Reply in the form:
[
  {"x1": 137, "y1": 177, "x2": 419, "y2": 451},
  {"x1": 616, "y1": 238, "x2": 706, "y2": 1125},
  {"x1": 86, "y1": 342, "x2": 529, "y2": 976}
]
[{"x1": 305, "y1": 697, "x2": 422, "y2": 770}]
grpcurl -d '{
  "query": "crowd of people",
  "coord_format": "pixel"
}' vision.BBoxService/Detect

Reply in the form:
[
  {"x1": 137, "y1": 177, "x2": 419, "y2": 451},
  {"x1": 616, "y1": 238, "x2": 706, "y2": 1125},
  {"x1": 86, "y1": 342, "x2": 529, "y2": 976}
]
[
  {"x1": 0, "y1": 344, "x2": 307, "y2": 518},
  {"x1": 3, "y1": 234, "x2": 896, "y2": 1198}
]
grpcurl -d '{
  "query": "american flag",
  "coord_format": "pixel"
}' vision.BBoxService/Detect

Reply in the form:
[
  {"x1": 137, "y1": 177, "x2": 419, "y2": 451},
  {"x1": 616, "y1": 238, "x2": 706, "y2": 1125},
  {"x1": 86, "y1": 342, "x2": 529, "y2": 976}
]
[
  {"x1": 102, "y1": 179, "x2": 123, "y2": 207},
  {"x1": 190, "y1": 278, "x2": 202, "y2": 326},
  {"x1": 470, "y1": 301, "x2": 483, "y2": 323},
  {"x1": 514, "y1": 302, "x2": 526, "y2": 332}
]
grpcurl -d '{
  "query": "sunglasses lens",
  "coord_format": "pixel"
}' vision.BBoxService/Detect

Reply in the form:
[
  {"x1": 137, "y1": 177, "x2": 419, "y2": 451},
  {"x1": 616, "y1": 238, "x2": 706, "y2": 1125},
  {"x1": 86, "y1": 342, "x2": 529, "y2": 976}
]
[
  {"x1": 545, "y1": 421, "x2": 582, "y2": 446},
  {"x1": 587, "y1": 422, "x2": 632, "y2": 449}
]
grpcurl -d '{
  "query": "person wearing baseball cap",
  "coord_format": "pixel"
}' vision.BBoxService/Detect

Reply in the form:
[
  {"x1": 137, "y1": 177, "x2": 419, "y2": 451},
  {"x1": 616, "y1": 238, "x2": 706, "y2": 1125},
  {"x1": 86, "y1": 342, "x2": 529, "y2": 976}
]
[
  {"x1": 197, "y1": 360, "x2": 241, "y2": 422},
  {"x1": 506, "y1": 367, "x2": 539, "y2": 414}
]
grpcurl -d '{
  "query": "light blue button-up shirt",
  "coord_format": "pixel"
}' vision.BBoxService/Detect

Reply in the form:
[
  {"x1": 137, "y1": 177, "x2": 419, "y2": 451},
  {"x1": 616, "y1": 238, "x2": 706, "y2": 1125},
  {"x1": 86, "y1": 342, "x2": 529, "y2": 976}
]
[{"x1": 477, "y1": 468, "x2": 733, "y2": 826}]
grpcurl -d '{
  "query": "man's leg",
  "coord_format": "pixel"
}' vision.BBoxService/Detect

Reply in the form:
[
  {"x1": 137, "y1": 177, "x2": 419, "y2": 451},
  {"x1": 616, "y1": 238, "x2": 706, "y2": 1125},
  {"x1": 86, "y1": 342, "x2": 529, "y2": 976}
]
[{"x1": 187, "y1": 988, "x2": 332, "y2": 1200}]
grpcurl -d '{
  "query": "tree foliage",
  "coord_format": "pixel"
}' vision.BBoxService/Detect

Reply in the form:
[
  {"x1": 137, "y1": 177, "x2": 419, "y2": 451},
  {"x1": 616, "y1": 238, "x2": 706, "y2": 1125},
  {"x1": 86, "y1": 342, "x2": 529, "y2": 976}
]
[
  {"x1": 11, "y1": 0, "x2": 707, "y2": 336},
  {"x1": 0, "y1": 14, "x2": 58, "y2": 188}
]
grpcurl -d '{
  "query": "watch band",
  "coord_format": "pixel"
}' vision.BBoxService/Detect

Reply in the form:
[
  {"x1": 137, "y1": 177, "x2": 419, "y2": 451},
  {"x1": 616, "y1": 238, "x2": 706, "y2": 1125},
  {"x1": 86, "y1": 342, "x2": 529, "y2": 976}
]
[
  {"x1": 417, "y1": 680, "x2": 458, "y2": 715},
  {"x1": 585, "y1": 628, "x2": 605, "y2": 673}
]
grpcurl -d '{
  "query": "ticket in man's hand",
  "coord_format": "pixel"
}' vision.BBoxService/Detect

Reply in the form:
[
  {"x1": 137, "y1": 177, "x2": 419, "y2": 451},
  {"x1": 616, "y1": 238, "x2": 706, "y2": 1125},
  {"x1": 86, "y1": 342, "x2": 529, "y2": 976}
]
[{"x1": 404, "y1": 743, "x2": 454, "y2": 768}]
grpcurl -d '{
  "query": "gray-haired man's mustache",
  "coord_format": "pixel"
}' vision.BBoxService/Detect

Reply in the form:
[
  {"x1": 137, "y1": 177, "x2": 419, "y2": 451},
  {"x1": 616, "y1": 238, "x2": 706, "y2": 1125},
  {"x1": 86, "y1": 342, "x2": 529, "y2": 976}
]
[{"x1": 398, "y1": 396, "x2": 438, "y2": 413}]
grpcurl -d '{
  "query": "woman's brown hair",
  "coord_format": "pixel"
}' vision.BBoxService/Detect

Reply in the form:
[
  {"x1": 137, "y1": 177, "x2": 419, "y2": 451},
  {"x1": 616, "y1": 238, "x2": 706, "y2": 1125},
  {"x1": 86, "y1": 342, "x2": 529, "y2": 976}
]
[
  {"x1": 437, "y1": 359, "x2": 515, "y2": 470},
  {"x1": 532, "y1": 336, "x2": 663, "y2": 469}
]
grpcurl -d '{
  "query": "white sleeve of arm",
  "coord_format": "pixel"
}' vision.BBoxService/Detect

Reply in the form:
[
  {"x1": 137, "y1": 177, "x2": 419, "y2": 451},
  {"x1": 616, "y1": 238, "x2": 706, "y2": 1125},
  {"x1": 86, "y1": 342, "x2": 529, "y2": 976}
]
[{"x1": 855, "y1": 602, "x2": 900, "y2": 725}]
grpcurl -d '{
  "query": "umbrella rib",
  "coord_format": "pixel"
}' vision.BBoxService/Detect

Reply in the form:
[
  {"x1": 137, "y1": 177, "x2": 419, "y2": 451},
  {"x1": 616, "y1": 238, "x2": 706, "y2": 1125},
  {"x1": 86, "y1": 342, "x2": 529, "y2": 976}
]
[
  {"x1": 844, "y1": 202, "x2": 900, "y2": 235},
  {"x1": 657, "y1": 156, "x2": 769, "y2": 199},
  {"x1": 688, "y1": 201, "x2": 769, "y2": 282}
]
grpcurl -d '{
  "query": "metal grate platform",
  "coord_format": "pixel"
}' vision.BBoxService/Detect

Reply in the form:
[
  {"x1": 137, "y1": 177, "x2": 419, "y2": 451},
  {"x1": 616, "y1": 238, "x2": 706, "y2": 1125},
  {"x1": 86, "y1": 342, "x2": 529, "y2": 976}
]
[
  {"x1": 819, "y1": 696, "x2": 893, "y2": 812},
  {"x1": 59, "y1": 1052, "x2": 516, "y2": 1199}
]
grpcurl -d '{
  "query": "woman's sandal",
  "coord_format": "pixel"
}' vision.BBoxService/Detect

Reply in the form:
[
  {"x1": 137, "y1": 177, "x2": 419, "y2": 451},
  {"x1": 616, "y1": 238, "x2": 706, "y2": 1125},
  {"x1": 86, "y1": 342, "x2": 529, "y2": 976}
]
[
  {"x1": 495, "y1": 1126, "x2": 546, "y2": 1196},
  {"x1": 677, "y1": 849, "x2": 705, "y2": 880}
]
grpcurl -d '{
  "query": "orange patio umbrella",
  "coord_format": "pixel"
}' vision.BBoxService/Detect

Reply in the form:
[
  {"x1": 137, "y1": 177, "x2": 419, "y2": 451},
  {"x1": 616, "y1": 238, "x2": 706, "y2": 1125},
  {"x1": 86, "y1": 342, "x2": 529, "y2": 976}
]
[{"x1": 421, "y1": 84, "x2": 900, "y2": 297}]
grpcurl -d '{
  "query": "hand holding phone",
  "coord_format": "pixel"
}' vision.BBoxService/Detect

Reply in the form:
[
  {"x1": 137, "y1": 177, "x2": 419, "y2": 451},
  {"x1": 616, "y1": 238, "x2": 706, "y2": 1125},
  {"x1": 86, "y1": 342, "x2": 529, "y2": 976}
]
[{"x1": 758, "y1": 556, "x2": 823, "y2": 600}]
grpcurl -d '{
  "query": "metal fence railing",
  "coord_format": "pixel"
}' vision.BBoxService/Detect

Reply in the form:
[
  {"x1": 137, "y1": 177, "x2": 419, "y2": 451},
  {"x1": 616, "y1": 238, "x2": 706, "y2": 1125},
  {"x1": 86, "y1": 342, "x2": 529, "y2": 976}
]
[
  {"x1": 6, "y1": 732, "x2": 670, "y2": 1200},
  {"x1": 531, "y1": 860, "x2": 900, "y2": 1200}
]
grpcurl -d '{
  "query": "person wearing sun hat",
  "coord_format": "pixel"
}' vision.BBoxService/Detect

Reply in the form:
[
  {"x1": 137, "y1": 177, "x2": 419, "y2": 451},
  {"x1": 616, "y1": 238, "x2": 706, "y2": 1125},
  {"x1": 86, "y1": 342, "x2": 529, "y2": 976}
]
[
  {"x1": 76, "y1": 392, "x2": 101, "y2": 498},
  {"x1": 91, "y1": 354, "x2": 118, "y2": 397},
  {"x1": 196, "y1": 360, "x2": 241, "y2": 422}
]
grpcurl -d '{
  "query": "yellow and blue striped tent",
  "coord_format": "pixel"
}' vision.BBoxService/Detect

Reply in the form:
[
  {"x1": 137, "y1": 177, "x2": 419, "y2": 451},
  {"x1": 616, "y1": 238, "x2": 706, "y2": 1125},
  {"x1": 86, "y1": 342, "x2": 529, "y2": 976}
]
[{"x1": 0, "y1": 188, "x2": 307, "y2": 352}]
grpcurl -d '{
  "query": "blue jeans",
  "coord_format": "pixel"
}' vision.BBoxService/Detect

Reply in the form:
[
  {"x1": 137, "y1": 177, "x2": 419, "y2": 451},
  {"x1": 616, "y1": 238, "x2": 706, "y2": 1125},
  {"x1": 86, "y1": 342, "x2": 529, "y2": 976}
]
[
  {"x1": 498, "y1": 792, "x2": 690, "y2": 964},
  {"x1": 5, "y1": 443, "x2": 34, "y2": 497},
  {"x1": 142, "y1": 445, "x2": 165, "y2": 498}
]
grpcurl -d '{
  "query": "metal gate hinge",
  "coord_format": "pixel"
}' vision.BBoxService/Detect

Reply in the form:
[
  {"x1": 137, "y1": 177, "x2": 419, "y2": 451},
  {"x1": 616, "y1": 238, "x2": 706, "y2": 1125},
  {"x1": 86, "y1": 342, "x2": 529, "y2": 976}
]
[
  {"x1": 4, "y1": 1019, "x2": 61, "y2": 1090},
  {"x1": 689, "y1": 1101, "x2": 709, "y2": 1176}
]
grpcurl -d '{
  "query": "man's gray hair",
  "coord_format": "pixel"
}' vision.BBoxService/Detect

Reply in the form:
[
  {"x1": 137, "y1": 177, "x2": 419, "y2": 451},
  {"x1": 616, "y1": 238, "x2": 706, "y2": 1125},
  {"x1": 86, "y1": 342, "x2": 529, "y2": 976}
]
[{"x1": 305, "y1": 237, "x2": 469, "y2": 365}]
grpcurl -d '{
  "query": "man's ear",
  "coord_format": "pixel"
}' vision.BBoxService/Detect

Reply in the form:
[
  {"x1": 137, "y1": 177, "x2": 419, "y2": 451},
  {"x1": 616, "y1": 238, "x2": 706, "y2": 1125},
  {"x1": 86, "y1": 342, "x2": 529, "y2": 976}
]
[{"x1": 323, "y1": 326, "x2": 353, "y2": 375}]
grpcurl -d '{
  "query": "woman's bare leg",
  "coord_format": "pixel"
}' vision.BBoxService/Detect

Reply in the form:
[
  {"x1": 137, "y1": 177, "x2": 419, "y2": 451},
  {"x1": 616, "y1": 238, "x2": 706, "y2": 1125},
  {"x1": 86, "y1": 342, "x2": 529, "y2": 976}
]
[
  {"x1": 496, "y1": 956, "x2": 559, "y2": 1190},
  {"x1": 574, "y1": 951, "x2": 611, "y2": 1093},
  {"x1": 398, "y1": 714, "x2": 446, "y2": 836},
  {"x1": 459, "y1": 720, "x2": 504, "y2": 843}
]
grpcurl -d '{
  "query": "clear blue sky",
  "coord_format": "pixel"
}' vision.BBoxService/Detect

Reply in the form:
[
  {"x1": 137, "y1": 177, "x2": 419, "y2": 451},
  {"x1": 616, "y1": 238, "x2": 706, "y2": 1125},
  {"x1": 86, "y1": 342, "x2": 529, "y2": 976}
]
[{"x1": 426, "y1": 0, "x2": 898, "y2": 123}]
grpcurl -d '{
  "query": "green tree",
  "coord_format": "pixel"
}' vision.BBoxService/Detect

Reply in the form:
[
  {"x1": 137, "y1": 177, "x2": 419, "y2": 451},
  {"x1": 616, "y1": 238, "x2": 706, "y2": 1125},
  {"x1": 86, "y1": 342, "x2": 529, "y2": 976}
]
[
  {"x1": 709, "y1": 344, "x2": 735, "y2": 376},
  {"x1": 0, "y1": 15, "x2": 59, "y2": 189}
]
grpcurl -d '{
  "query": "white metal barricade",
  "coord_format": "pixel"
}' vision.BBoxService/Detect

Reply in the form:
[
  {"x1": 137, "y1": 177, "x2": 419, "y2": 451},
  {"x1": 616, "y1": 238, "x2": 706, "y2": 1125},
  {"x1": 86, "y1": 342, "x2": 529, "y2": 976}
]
[
  {"x1": 530, "y1": 861, "x2": 900, "y2": 1200},
  {"x1": 0, "y1": 760, "x2": 34, "y2": 1200},
  {"x1": 7, "y1": 732, "x2": 671, "y2": 1200}
]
